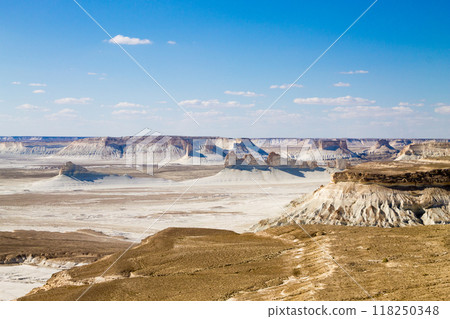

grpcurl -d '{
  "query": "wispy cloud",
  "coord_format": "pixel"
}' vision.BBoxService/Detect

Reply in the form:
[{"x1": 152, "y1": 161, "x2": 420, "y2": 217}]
[
  {"x1": 113, "y1": 102, "x2": 145, "y2": 108},
  {"x1": 224, "y1": 90, "x2": 264, "y2": 97},
  {"x1": 87, "y1": 72, "x2": 97, "y2": 75},
  {"x1": 435, "y1": 105, "x2": 450, "y2": 114},
  {"x1": 11, "y1": 81, "x2": 21, "y2": 85},
  {"x1": 54, "y1": 97, "x2": 92, "y2": 105},
  {"x1": 108, "y1": 35, "x2": 152, "y2": 45},
  {"x1": 294, "y1": 95, "x2": 375, "y2": 106},
  {"x1": 46, "y1": 108, "x2": 77, "y2": 120},
  {"x1": 392, "y1": 106, "x2": 413, "y2": 113},
  {"x1": 186, "y1": 110, "x2": 223, "y2": 118},
  {"x1": 32, "y1": 89, "x2": 45, "y2": 94},
  {"x1": 167, "y1": 40, "x2": 176, "y2": 45},
  {"x1": 112, "y1": 109, "x2": 147, "y2": 115},
  {"x1": 270, "y1": 84, "x2": 303, "y2": 89},
  {"x1": 251, "y1": 109, "x2": 302, "y2": 123},
  {"x1": 398, "y1": 102, "x2": 424, "y2": 107},
  {"x1": 179, "y1": 99, "x2": 254, "y2": 109},
  {"x1": 29, "y1": 83, "x2": 47, "y2": 87},
  {"x1": 328, "y1": 105, "x2": 413, "y2": 119},
  {"x1": 333, "y1": 82, "x2": 351, "y2": 87},
  {"x1": 340, "y1": 70, "x2": 368, "y2": 74},
  {"x1": 16, "y1": 103, "x2": 48, "y2": 111}
]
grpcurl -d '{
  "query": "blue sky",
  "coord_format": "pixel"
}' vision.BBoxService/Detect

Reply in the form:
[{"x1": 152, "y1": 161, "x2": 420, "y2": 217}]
[{"x1": 1, "y1": 0, "x2": 449, "y2": 138}]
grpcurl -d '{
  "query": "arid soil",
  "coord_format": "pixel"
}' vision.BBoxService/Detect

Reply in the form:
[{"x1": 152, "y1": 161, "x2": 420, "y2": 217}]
[
  {"x1": 0, "y1": 164, "x2": 223, "y2": 181},
  {"x1": 0, "y1": 230, "x2": 130, "y2": 265},
  {"x1": 19, "y1": 225, "x2": 450, "y2": 301}
]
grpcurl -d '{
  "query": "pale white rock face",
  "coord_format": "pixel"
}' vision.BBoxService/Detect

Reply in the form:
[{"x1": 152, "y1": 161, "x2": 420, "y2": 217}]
[
  {"x1": 396, "y1": 142, "x2": 450, "y2": 161},
  {"x1": 1, "y1": 137, "x2": 448, "y2": 162},
  {"x1": 0, "y1": 142, "x2": 59, "y2": 155},
  {"x1": 253, "y1": 182, "x2": 450, "y2": 230},
  {"x1": 55, "y1": 137, "x2": 124, "y2": 159}
]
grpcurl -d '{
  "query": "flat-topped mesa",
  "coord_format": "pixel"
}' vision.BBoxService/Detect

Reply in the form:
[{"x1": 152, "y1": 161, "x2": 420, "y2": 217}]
[
  {"x1": 266, "y1": 152, "x2": 282, "y2": 166},
  {"x1": 58, "y1": 161, "x2": 89, "y2": 177},
  {"x1": 57, "y1": 137, "x2": 125, "y2": 159},
  {"x1": 317, "y1": 139, "x2": 348, "y2": 151},
  {"x1": 58, "y1": 161, "x2": 106, "y2": 181},
  {"x1": 396, "y1": 142, "x2": 450, "y2": 161},
  {"x1": 364, "y1": 139, "x2": 398, "y2": 156},
  {"x1": 223, "y1": 152, "x2": 263, "y2": 167}
]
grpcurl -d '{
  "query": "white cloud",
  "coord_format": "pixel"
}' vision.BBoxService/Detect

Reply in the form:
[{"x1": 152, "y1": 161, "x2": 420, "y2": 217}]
[
  {"x1": 16, "y1": 103, "x2": 50, "y2": 112},
  {"x1": 11, "y1": 81, "x2": 21, "y2": 85},
  {"x1": 32, "y1": 89, "x2": 45, "y2": 94},
  {"x1": 108, "y1": 35, "x2": 152, "y2": 45},
  {"x1": 328, "y1": 105, "x2": 413, "y2": 119},
  {"x1": 87, "y1": 72, "x2": 97, "y2": 75},
  {"x1": 392, "y1": 106, "x2": 413, "y2": 113},
  {"x1": 29, "y1": 83, "x2": 47, "y2": 87},
  {"x1": 187, "y1": 110, "x2": 224, "y2": 118},
  {"x1": 54, "y1": 97, "x2": 92, "y2": 105},
  {"x1": 333, "y1": 82, "x2": 350, "y2": 87},
  {"x1": 16, "y1": 104, "x2": 39, "y2": 110},
  {"x1": 113, "y1": 102, "x2": 145, "y2": 108},
  {"x1": 435, "y1": 105, "x2": 450, "y2": 114},
  {"x1": 167, "y1": 41, "x2": 176, "y2": 45},
  {"x1": 294, "y1": 95, "x2": 375, "y2": 106},
  {"x1": 112, "y1": 109, "x2": 148, "y2": 115},
  {"x1": 340, "y1": 70, "x2": 368, "y2": 74},
  {"x1": 398, "y1": 102, "x2": 424, "y2": 107},
  {"x1": 270, "y1": 83, "x2": 303, "y2": 89},
  {"x1": 251, "y1": 109, "x2": 302, "y2": 123},
  {"x1": 224, "y1": 90, "x2": 264, "y2": 97},
  {"x1": 179, "y1": 99, "x2": 254, "y2": 109},
  {"x1": 46, "y1": 108, "x2": 77, "y2": 120}
]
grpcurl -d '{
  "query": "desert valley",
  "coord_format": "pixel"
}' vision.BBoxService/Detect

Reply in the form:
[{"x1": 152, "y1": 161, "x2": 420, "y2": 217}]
[{"x1": 0, "y1": 136, "x2": 448, "y2": 301}]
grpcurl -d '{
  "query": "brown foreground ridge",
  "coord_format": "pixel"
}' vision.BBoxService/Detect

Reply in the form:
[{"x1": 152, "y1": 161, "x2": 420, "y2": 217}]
[
  {"x1": 20, "y1": 225, "x2": 450, "y2": 301},
  {"x1": 0, "y1": 229, "x2": 130, "y2": 265}
]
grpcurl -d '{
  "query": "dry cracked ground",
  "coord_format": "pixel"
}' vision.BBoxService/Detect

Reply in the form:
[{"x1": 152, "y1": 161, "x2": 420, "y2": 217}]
[{"x1": 19, "y1": 224, "x2": 450, "y2": 301}]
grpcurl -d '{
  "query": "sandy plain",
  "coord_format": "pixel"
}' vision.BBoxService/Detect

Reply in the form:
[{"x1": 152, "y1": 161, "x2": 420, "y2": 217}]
[{"x1": 0, "y1": 158, "x2": 331, "y2": 300}]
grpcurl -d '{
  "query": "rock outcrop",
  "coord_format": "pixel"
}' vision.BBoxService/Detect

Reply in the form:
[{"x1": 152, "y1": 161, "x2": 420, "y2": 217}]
[
  {"x1": 363, "y1": 139, "x2": 398, "y2": 159},
  {"x1": 56, "y1": 137, "x2": 125, "y2": 159},
  {"x1": 396, "y1": 142, "x2": 450, "y2": 161},
  {"x1": 254, "y1": 182, "x2": 450, "y2": 230},
  {"x1": 254, "y1": 161, "x2": 450, "y2": 230},
  {"x1": 332, "y1": 168, "x2": 450, "y2": 188},
  {"x1": 59, "y1": 162, "x2": 106, "y2": 181}
]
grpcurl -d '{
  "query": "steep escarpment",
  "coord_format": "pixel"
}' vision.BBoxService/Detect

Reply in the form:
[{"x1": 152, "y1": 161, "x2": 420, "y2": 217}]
[
  {"x1": 56, "y1": 137, "x2": 125, "y2": 159},
  {"x1": 254, "y1": 161, "x2": 450, "y2": 230},
  {"x1": 254, "y1": 182, "x2": 450, "y2": 230},
  {"x1": 396, "y1": 142, "x2": 450, "y2": 161},
  {"x1": 362, "y1": 139, "x2": 398, "y2": 160},
  {"x1": 58, "y1": 161, "x2": 107, "y2": 181},
  {"x1": 1, "y1": 136, "x2": 448, "y2": 163},
  {"x1": 332, "y1": 168, "x2": 450, "y2": 188},
  {"x1": 0, "y1": 142, "x2": 63, "y2": 155}
]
